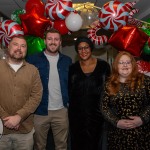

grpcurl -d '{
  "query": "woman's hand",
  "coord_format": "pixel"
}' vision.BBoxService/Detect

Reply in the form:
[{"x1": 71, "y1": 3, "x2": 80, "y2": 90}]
[{"x1": 117, "y1": 116, "x2": 143, "y2": 129}]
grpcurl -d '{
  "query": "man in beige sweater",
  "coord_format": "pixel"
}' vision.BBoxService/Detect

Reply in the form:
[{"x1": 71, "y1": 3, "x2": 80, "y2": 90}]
[{"x1": 0, "y1": 36, "x2": 43, "y2": 150}]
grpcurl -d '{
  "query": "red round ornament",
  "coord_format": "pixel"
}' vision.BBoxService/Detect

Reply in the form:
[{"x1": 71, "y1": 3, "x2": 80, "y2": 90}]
[{"x1": 53, "y1": 20, "x2": 69, "y2": 35}]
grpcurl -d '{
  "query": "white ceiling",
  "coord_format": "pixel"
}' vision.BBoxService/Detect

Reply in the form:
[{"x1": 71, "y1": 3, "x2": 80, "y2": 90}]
[{"x1": 0, "y1": 0, "x2": 150, "y2": 21}]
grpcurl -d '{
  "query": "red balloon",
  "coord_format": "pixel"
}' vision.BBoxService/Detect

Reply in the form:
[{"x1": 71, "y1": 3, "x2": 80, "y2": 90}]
[
  {"x1": 87, "y1": 22, "x2": 108, "y2": 45},
  {"x1": 108, "y1": 25, "x2": 149, "y2": 57},
  {"x1": 99, "y1": 1, "x2": 129, "y2": 32},
  {"x1": 53, "y1": 20, "x2": 69, "y2": 35},
  {"x1": 137, "y1": 60, "x2": 150, "y2": 74},
  {"x1": 0, "y1": 20, "x2": 24, "y2": 47},
  {"x1": 45, "y1": 0, "x2": 73, "y2": 20},
  {"x1": 25, "y1": 0, "x2": 45, "y2": 16},
  {"x1": 20, "y1": 7, "x2": 51, "y2": 38}
]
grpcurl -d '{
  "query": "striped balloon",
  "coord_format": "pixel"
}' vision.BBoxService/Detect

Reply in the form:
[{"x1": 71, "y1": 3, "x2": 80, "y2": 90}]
[
  {"x1": 128, "y1": 9, "x2": 142, "y2": 27},
  {"x1": 87, "y1": 22, "x2": 108, "y2": 45},
  {"x1": 99, "y1": 1, "x2": 129, "y2": 32},
  {"x1": 45, "y1": 0, "x2": 74, "y2": 20},
  {"x1": 0, "y1": 20, "x2": 24, "y2": 47},
  {"x1": 125, "y1": 1, "x2": 136, "y2": 10}
]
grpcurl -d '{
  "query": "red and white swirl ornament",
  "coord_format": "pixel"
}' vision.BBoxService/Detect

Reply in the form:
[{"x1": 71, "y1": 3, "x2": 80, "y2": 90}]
[
  {"x1": 0, "y1": 20, "x2": 24, "y2": 47},
  {"x1": 45, "y1": 0, "x2": 74, "y2": 20},
  {"x1": 87, "y1": 22, "x2": 108, "y2": 45},
  {"x1": 99, "y1": 1, "x2": 129, "y2": 32}
]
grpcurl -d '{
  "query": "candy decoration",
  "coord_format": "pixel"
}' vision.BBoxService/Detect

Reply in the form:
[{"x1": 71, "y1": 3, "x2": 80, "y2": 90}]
[
  {"x1": 99, "y1": 1, "x2": 129, "y2": 32},
  {"x1": 125, "y1": 1, "x2": 136, "y2": 10},
  {"x1": 129, "y1": 8, "x2": 139, "y2": 17},
  {"x1": 137, "y1": 60, "x2": 150, "y2": 74},
  {"x1": 87, "y1": 22, "x2": 108, "y2": 45},
  {"x1": 128, "y1": 18, "x2": 143, "y2": 27},
  {"x1": 0, "y1": 20, "x2": 24, "y2": 47},
  {"x1": 127, "y1": 8, "x2": 142, "y2": 27},
  {"x1": 45, "y1": 0, "x2": 74, "y2": 20}
]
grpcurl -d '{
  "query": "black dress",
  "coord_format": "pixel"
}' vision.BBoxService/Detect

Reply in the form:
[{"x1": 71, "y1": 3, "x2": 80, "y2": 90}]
[
  {"x1": 68, "y1": 59, "x2": 110, "y2": 150},
  {"x1": 101, "y1": 75, "x2": 150, "y2": 150}
]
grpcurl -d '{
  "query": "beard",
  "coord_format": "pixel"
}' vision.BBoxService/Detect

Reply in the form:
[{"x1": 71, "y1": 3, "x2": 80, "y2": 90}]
[
  {"x1": 46, "y1": 44, "x2": 60, "y2": 54},
  {"x1": 8, "y1": 50, "x2": 26, "y2": 63}
]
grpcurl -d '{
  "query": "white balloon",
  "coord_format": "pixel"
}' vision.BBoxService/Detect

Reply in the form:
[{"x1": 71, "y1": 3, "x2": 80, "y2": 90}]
[{"x1": 65, "y1": 12, "x2": 83, "y2": 32}]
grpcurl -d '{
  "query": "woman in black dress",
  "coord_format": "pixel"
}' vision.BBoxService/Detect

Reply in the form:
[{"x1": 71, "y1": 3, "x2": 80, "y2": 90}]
[
  {"x1": 68, "y1": 36, "x2": 110, "y2": 150},
  {"x1": 101, "y1": 51, "x2": 150, "y2": 150}
]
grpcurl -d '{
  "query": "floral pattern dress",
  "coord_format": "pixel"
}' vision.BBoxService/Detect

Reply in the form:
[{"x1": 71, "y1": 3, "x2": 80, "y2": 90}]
[{"x1": 101, "y1": 75, "x2": 150, "y2": 150}]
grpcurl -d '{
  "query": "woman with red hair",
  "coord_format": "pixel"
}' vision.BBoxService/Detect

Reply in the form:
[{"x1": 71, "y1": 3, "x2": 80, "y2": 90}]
[{"x1": 101, "y1": 51, "x2": 150, "y2": 149}]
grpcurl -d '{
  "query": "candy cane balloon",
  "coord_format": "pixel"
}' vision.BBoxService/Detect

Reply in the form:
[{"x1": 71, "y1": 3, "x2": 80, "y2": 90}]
[
  {"x1": 45, "y1": 0, "x2": 74, "y2": 20},
  {"x1": 99, "y1": 1, "x2": 129, "y2": 32},
  {"x1": 125, "y1": 1, "x2": 136, "y2": 11},
  {"x1": 129, "y1": 8, "x2": 139, "y2": 18},
  {"x1": 0, "y1": 20, "x2": 24, "y2": 47},
  {"x1": 87, "y1": 22, "x2": 108, "y2": 45},
  {"x1": 128, "y1": 8, "x2": 142, "y2": 27}
]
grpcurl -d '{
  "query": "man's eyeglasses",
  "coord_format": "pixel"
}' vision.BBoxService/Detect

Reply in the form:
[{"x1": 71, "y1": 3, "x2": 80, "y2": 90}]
[
  {"x1": 118, "y1": 61, "x2": 131, "y2": 65},
  {"x1": 78, "y1": 46, "x2": 90, "y2": 52}
]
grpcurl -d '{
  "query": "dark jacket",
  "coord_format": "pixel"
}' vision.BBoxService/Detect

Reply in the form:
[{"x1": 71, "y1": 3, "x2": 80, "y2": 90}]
[{"x1": 26, "y1": 51, "x2": 72, "y2": 115}]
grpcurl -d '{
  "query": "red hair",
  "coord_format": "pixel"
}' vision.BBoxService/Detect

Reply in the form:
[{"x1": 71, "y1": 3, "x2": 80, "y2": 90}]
[{"x1": 107, "y1": 51, "x2": 144, "y2": 95}]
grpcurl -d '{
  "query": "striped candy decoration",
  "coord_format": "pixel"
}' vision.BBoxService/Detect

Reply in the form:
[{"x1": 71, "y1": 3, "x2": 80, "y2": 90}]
[
  {"x1": 125, "y1": 1, "x2": 136, "y2": 10},
  {"x1": 45, "y1": 0, "x2": 74, "y2": 20},
  {"x1": 87, "y1": 22, "x2": 108, "y2": 45},
  {"x1": 0, "y1": 20, "x2": 24, "y2": 47},
  {"x1": 99, "y1": 1, "x2": 129, "y2": 32}
]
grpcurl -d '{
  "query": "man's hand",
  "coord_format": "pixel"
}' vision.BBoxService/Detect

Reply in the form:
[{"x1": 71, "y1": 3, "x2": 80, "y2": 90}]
[{"x1": 3, "y1": 114, "x2": 21, "y2": 130}]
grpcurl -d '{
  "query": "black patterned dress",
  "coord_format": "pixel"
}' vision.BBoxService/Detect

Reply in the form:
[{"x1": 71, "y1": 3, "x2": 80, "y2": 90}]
[{"x1": 101, "y1": 75, "x2": 150, "y2": 150}]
